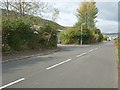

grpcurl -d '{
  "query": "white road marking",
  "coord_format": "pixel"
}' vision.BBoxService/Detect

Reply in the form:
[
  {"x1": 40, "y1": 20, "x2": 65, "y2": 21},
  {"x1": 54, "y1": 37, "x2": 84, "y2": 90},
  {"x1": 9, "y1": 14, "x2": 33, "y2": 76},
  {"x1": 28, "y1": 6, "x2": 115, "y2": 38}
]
[
  {"x1": 99, "y1": 46, "x2": 102, "y2": 48},
  {"x1": 87, "y1": 49, "x2": 94, "y2": 53},
  {"x1": 46, "y1": 59, "x2": 72, "y2": 70},
  {"x1": 76, "y1": 52, "x2": 87, "y2": 57},
  {"x1": 0, "y1": 78, "x2": 25, "y2": 89},
  {"x1": 94, "y1": 48, "x2": 98, "y2": 50}
]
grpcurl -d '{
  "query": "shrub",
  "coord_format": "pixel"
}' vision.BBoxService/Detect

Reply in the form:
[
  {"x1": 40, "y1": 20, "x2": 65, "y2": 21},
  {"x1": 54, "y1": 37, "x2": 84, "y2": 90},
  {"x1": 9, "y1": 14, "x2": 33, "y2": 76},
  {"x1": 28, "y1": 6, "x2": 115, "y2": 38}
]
[
  {"x1": 40, "y1": 24, "x2": 57, "y2": 48},
  {"x1": 2, "y1": 19, "x2": 58, "y2": 52},
  {"x1": 2, "y1": 19, "x2": 34, "y2": 51},
  {"x1": 60, "y1": 27, "x2": 96, "y2": 44}
]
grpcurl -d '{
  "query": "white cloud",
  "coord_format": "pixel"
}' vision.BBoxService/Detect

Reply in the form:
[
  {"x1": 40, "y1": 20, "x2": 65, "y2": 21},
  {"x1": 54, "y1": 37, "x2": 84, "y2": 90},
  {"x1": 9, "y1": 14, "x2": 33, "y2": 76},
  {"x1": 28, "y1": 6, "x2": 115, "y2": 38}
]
[
  {"x1": 33, "y1": 0, "x2": 119, "y2": 2},
  {"x1": 40, "y1": 1, "x2": 118, "y2": 33},
  {"x1": 57, "y1": 12, "x2": 77, "y2": 26},
  {"x1": 54, "y1": 2, "x2": 118, "y2": 33},
  {"x1": 96, "y1": 18, "x2": 118, "y2": 33},
  {"x1": 96, "y1": 2, "x2": 118, "y2": 22}
]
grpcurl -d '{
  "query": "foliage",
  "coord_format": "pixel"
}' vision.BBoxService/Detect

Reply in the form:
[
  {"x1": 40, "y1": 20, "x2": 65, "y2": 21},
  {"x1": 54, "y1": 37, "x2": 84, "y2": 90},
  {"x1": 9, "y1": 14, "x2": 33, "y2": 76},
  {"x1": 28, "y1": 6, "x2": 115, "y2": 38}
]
[
  {"x1": 2, "y1": 9, "x2": 65, "y2": 30},
  {"x1": 103, "y1": 35, "x2": 108, "y2": 41},
  {"x1": 61, "y1": 28, "x2": 80, "y2": 44},
  {"x1": 76, "y1": 0, "x2": 98, "y2": 30},
  {"x1": 40, "y1": 24, "x2": 57, "y2": 47},
  {"x1": 2, "y1": 18, "x2": 58, "y2": 52},
  {"x1": 118, "y1": 47, "x2": 120, "y2": 64},
  {"x1": 2, "y1": 18, "x2": 34, "y2": 51},
  {"x1": 115, "y1": 36, "x2": 120, "y2": 64},
  {"x1": 1, "y1": 1, "x2": 62, "y2": 53},
  {"x1": 60, "y1": 0, "x2": 103, "y2": 45},
  {"x1": 60, "y1": 26, "x2": 103, "y2": 44}
]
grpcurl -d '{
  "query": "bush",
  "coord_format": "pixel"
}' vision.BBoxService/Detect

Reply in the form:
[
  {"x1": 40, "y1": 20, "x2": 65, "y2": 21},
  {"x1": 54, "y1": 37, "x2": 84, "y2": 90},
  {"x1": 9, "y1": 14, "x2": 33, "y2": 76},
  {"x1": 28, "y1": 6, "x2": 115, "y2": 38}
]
[
  {"x1": 2, "y1": 19, "x2": 58, "y2": 52},
  {"x1": 60, "y1": 27, "x2": 97, "y2": 44},
  {"x1": 60, "y1": 28, "x2": 80, "y2": 44},
  {"x1": 2, "y1": 19, "x2": 35, "y2": 51},
  {"x1": 40, "y1": 24, "x2": 57, "y2": 47}
]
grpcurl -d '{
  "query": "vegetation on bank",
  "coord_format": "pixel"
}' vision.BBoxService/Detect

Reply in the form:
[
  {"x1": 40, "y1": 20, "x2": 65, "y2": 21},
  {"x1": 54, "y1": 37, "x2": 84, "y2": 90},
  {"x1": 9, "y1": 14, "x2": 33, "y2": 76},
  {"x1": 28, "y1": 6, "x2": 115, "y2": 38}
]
[
  {"x1": 1, "y1": 1, "x2": 64, "y2": 53},
  {"x1": 114, "y1": 36, "x2": 120, "y2": 64},
  {"x1": 117, "y1": 37, "x2": 120, "y2": 64},
  {"x1": 2, "y1": 18, "x2": 58, "y2": 52},
  {"x1": 118, "y1": 47, "x2": 120, "y2": 64}
]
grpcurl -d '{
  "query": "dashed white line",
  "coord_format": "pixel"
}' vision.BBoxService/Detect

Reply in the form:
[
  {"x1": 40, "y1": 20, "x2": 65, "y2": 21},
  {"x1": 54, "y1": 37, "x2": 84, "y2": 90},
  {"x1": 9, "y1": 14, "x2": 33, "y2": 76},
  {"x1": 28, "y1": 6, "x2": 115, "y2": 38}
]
[
  {"x1": 99, "y1": 46, "x2": 102, "y2": 48},
  {"x1": 94, "y1": 48, "x2": 98, "y2": 50},
  {"x1": 76, "y1": 52, "x2": 87, "y2": 57},
  {"x1": 87, "y1": 49, "x2": 94, "y2": 53},
  {"x1": 46, "y1": 59, "x2": 72, "y2": 70},
  {"x1": 0, "y1": 78, "x2": 25, "y2": 89}
]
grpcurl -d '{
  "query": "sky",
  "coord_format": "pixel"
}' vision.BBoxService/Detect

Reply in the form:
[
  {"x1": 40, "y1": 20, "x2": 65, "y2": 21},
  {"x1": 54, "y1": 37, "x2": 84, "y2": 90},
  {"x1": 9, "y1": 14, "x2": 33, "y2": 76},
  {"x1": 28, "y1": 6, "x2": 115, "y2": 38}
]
[
  {"x1": 1, "y1": 0, "x2": 119, "y2": 33},
  {"x1": 42, "y1": 0, "x2": 118, "y2": 33}
]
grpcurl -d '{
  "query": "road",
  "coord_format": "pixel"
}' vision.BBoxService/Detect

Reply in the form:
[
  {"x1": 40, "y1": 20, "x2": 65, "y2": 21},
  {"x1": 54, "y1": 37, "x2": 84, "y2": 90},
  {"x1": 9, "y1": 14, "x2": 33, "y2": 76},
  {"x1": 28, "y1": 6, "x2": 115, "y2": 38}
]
[{"x1": 1, "y1": 41, "x2": 118, "y2": 88}]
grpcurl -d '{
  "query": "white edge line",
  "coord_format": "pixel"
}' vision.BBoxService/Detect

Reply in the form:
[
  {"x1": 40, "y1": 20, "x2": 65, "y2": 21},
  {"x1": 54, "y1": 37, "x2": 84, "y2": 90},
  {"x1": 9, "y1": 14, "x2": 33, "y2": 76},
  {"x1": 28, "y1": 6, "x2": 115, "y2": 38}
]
[
  {"x1": 46, "y1": 59, "x2": 71, "y2": 70},
  {"x1": 0, "y1": 78, "x2": 25, "y2": 89}
]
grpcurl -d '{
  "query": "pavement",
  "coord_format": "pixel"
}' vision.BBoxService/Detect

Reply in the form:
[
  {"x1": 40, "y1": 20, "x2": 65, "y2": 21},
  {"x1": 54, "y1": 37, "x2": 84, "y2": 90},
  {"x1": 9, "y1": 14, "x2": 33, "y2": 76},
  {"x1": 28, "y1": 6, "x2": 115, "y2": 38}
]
[
  {"x1": 1, "y1": 41, "x2": 118, "y2": 88},
  {"x1": 2, "y1": 47, "x2": 60, "y2": 63}
]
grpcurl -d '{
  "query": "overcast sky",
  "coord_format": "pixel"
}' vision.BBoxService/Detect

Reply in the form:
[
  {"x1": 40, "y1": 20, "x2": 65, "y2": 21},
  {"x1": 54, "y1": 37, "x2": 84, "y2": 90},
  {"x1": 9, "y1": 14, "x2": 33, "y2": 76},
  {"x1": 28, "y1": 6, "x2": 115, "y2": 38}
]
[
  {"x1": 1, "y1": 0, "x2": 119, "y2": 33},
  {"x1": 42, "y1": 0, "x2": 118, "y2": 33}
]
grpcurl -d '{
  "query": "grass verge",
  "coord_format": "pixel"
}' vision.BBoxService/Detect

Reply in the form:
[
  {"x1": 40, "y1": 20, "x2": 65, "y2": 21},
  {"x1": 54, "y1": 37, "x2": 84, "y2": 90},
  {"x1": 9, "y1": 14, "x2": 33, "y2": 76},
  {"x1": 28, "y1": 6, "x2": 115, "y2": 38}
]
[{"x1": 118, "y1": 47, "x2": 120, "y2": 64}]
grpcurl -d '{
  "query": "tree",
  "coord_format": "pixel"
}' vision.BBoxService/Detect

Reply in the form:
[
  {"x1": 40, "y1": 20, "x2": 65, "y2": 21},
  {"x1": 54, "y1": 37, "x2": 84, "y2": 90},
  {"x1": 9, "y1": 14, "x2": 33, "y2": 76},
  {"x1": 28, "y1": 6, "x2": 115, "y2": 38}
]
[
  {"x1": 47, "y1": 8, "x2": 59, "y2": 45},
  {"x1": 76, "y1": 0, "x2": 98, "y2": 30},
  {"x1": 1, "y1": 0, "x2": 48, "y2": 19},
  {"x1": 52, "y1": 8, "x2": 59, "y2": 22},
  {"x1": 0, "y1": 0, "x2": 10, "y2": 17},
  {"x1": 87, "y1": 0, "x2": 98, "y2": 30},
  {"x1": 75, "y1": 0, "x2": 101, "y2": 44}
]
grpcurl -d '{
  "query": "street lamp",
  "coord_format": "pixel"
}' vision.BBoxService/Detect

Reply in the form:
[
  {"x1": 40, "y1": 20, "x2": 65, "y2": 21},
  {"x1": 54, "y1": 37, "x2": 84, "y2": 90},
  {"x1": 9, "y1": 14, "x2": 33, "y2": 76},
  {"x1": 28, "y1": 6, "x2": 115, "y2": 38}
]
[{"x1": 80, "y1": 23, "x2": 85, "y2": 45}]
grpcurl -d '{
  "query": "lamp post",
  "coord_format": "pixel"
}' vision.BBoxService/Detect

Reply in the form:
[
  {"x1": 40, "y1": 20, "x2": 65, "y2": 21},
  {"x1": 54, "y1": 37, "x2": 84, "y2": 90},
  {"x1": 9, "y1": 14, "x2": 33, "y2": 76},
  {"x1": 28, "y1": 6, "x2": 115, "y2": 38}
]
[{"x1": 80, "y1": 23, "x2": 85, "y2": 45}]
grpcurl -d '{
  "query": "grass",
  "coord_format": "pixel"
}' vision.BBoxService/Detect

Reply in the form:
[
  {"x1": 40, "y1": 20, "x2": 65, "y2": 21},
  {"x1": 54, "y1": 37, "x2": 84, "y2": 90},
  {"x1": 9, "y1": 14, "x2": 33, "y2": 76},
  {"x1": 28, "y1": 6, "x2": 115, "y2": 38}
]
[
  {"x1": 118, "y1": 47, "x2": 120, "y2": 64},
  {"x1": 115, "y1": 38, "x2": 120, "y2": 64}
]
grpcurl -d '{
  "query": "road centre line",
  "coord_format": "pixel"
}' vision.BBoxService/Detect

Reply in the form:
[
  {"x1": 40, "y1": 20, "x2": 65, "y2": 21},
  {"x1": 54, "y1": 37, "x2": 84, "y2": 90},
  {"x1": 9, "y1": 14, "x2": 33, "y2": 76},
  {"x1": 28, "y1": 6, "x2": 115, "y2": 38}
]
[
  {"x1": 94, "y1": 48, "x2": 98, "y2": 50},
  {"x1": 1, "y1": 46, "x2": 102, "y2": 89},
  {"x1": 46, "y1": 59, "x2": 72, "y2": 70},
  {"x1": 77, "y1": 47, "x2": 100, "y2": 57},
  {"x1": 76, "y1": 52, "x2": 87, "y2": 57},
  {"x1": 0, "y1": 78, "x2": 25, "y2": 89}
]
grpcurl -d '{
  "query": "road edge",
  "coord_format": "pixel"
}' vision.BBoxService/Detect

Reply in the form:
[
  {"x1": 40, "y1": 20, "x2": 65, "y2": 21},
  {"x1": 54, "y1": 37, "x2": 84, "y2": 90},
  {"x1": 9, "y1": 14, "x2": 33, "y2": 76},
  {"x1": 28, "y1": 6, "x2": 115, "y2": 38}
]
[{"x1": 2, "y1": 48, "x2": 61, "y2": 64}]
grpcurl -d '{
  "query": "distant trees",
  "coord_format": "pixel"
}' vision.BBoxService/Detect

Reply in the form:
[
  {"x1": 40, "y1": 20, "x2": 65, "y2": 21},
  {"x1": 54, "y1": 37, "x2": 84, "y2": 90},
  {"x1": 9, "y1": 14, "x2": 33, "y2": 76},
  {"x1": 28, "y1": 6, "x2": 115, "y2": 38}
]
[{"x1": 61, "y1": 0, "x2": 103, "y2": 44}]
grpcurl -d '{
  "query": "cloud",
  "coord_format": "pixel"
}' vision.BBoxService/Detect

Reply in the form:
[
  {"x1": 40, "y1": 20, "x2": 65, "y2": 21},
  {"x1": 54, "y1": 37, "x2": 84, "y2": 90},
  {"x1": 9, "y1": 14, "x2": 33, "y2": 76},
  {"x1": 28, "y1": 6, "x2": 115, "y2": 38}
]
[
  {"x1": 53, "y1": 2, "x2": 79, "y2": 26},
  {"x1": 96, "y1": 2, "x2": 118, "y2": 22},
  {"x1": 57, "y1": 12, "x2": 77, "y2": 26},
  {"x1": 96, "y1": 18, "x2": 118, "y2": 33},
  {"x1": 34, "y1": 0, "x2": 119, "y2": 2},
  {"x1": 53, "y1": 2, "x2": 79, "y2": 14},
  {"x1": 42, "y1": 1, "x2": 118, "y2": 33}
]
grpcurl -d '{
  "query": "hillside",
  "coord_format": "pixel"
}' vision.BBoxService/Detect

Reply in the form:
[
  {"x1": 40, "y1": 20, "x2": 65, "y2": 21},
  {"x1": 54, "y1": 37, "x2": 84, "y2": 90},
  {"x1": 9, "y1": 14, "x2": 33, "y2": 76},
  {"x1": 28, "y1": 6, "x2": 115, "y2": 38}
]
[{"x1": 1, "y1": 9, "x2": 66, "y2": 30}]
